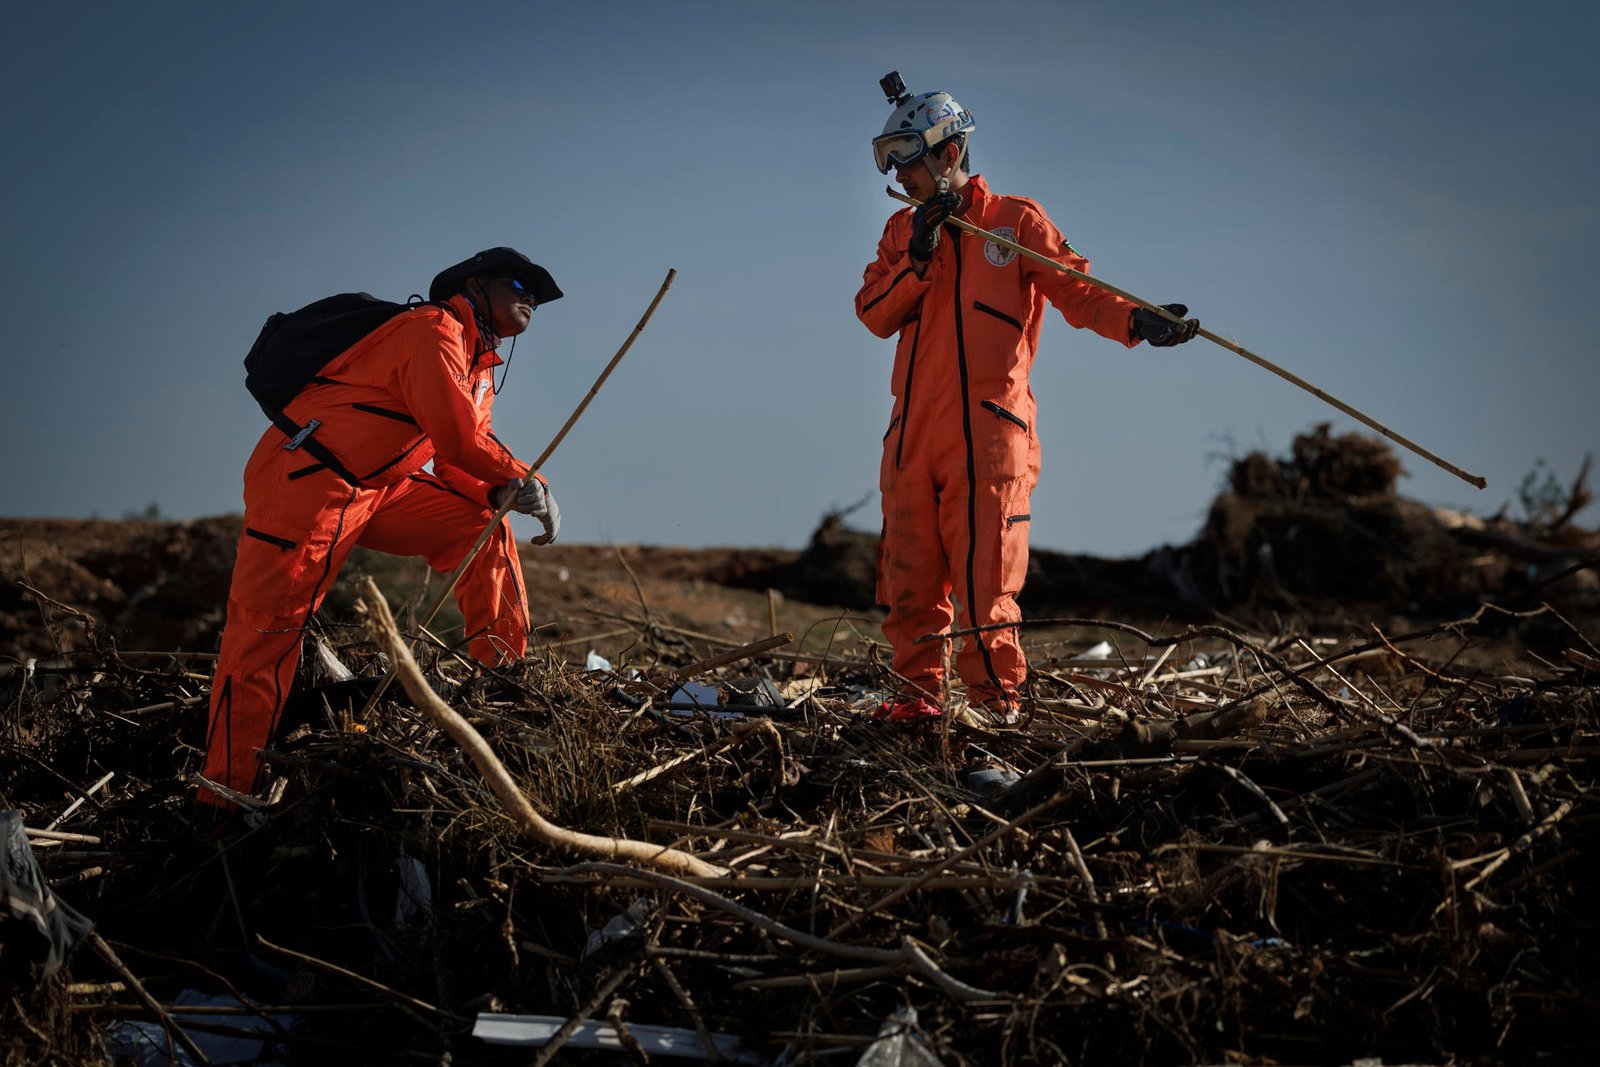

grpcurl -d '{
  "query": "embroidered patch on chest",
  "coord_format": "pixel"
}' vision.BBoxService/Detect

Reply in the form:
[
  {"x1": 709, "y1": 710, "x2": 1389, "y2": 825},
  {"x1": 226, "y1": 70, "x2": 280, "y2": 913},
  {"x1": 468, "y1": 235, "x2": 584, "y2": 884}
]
[{"x1": 984, "y1": 227, "x2": 1019, "y2": 267}]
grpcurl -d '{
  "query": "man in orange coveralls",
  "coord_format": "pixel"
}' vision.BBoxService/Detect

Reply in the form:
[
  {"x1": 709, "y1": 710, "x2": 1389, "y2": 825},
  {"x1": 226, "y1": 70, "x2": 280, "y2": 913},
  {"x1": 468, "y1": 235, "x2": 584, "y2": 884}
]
[
  {"x1": 199, "y1": 247, "x2": 563, "y2": 804},
  {"x1": 856, "y1": 74, "x2": 1200, "y2": 720}
]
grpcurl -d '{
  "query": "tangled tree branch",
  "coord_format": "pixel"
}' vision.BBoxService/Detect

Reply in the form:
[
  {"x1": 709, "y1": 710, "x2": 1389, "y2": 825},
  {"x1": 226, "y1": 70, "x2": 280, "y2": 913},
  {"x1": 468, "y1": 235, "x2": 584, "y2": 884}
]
[{"x1": 359, "y1": 577, "x2": 726, "y2": 879}]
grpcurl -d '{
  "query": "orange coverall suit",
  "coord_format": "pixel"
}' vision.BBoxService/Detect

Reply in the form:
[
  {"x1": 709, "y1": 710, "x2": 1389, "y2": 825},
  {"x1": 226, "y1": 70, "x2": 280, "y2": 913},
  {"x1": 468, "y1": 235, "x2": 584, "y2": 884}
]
[
  {"x1": 855, "y1": 175, "x2": 1139, "y2": 710},
  {"x1": 201, "y1": 293, "x2": 534, "y2": 799}
]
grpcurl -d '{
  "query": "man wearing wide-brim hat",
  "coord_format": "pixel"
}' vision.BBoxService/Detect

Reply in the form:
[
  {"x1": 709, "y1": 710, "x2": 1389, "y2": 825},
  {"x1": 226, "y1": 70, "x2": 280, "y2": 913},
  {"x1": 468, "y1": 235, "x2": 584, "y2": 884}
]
[{"x1": 199, "y1": 246, "x2": 562, "y2": 806}]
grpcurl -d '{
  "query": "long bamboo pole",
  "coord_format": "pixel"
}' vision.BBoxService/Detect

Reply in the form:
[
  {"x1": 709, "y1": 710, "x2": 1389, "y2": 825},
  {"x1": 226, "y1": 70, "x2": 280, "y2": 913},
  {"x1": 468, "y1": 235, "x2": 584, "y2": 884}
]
[
  {"x1": 886, "y1": 186, "x2": 1485, "y2": 490},
  {"x1": 361, "y1": 268, "x2": 677, "y2": 715}
]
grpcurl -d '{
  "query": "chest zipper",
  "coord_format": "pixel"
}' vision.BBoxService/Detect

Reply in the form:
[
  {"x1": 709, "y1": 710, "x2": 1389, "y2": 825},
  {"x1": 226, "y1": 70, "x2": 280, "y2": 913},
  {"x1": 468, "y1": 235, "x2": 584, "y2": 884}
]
[
  {"x1": 952, "y1": 235, "x2": 975, "y2": 490},
  {"x1": 894, "y1": 318, "x2": 922, "y2": 470}
]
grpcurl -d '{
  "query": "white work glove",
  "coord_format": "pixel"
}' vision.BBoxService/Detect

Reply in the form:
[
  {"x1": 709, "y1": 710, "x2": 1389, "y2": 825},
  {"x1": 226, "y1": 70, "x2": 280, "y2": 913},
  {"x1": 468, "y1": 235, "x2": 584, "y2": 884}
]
[{"x1": 496, "y1": 476, "x2": 561, "y2": 545}]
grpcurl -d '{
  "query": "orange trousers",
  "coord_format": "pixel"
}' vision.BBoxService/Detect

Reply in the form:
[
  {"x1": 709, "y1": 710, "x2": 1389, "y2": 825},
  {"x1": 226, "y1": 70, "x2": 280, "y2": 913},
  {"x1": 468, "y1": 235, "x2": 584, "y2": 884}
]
[
  {"x1": 877, "y1": 407, "x2": 1037, "y2": 711},
  {"x1": 200, "y1": 463, "x2": 528, "y2": 801}
]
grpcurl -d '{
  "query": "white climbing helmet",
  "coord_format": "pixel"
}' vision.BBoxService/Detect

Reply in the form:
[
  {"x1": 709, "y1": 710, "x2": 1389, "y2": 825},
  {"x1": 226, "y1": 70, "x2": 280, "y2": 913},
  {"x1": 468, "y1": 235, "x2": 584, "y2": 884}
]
[{"x1": 871, "y1": 85, "x2": 975, "y2": 174}]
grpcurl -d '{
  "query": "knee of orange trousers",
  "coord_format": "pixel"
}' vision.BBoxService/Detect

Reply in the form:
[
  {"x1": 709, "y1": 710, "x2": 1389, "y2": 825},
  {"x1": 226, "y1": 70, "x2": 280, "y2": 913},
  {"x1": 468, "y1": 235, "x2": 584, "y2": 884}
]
[{"x1": 200, "y1": 600, "x2": 305, "y2": 801}]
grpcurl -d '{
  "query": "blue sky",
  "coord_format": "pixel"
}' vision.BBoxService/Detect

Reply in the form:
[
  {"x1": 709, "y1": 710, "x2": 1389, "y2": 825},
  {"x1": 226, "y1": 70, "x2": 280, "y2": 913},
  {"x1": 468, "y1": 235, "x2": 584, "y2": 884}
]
[{"x1": 3, "y1": 1, "x2": 1596, "y2": 555}]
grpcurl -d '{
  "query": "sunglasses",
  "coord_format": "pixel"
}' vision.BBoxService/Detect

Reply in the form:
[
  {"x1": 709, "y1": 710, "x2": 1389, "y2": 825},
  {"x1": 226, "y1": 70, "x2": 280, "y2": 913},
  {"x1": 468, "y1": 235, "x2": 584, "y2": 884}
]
[{"x1": 501, "y1": 276, "x2": 539, "y2": 306}]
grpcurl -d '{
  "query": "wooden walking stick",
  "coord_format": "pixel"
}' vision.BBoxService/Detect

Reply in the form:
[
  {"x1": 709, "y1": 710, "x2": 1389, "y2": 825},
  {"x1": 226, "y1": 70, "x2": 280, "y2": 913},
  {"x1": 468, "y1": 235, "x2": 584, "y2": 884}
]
[
  {"x1": 886, "y1": 187, "x2": 1486, "y2": 490},
  {"x1": 427, "y1": 266, "x2": 677, "y2": 617},
  {"x1": 361, "y1": 268, "x2": 677, "y2": 714}
]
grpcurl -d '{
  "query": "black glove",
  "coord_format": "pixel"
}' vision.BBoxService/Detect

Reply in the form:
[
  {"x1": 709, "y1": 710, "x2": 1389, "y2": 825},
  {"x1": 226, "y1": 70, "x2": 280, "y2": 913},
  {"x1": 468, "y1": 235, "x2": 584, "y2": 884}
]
[
  {"x1": 1131, "y1": 303, "x2": 1200, "y2": 347},
  {"x1": 908, "y1": 191, "x2": 961, "y2": 261}
]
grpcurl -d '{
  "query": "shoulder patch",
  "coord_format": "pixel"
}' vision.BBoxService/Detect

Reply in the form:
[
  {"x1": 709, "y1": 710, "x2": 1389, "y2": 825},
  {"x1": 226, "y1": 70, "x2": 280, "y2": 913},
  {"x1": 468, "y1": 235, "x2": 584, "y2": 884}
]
[{"x1": 984, "y1": 227, "x2": 1019, "y2": 267}]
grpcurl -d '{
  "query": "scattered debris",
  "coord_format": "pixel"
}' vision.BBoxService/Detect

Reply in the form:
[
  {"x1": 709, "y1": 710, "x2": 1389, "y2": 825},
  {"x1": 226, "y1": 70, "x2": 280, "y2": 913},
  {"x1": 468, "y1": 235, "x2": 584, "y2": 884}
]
[
  {"x1": 1, "y1": 812, "x2": 95, "y2": 987},
  {"x1": 1, "y1": 580, "x2": 1595, "y2": 1063},
  {"x1": 473, "y1": 1011, "x2": 762, "y2": 1063},
  {"x1": 1, "y1": 429, "x2": 1596, "y2": 1063}
]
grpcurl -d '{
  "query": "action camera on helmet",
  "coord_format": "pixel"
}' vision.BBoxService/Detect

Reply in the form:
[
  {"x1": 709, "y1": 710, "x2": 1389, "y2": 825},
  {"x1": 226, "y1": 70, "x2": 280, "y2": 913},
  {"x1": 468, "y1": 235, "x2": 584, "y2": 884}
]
[{"x1": 879, "y1": 71, "x2": 911, "y2": 107}]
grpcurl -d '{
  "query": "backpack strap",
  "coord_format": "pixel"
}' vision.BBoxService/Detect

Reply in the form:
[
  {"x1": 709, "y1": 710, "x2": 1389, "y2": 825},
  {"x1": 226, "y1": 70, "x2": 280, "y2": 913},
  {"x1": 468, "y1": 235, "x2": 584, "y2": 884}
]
[
  {"x1": 264, "y1": 301, "x2": 465, "y2": 488},
  {"x1": 268, "y1": 409, "x2": 367, "y2": 487}
]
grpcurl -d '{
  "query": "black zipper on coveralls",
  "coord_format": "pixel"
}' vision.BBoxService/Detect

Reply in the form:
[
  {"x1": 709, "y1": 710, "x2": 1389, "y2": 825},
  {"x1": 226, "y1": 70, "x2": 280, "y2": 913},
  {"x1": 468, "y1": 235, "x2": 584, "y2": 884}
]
[
  {"x1": 980, "y1": 400, "x2": 1029, "y2": 432},
  {"x1": 894, "y1": 318, "x2": 923, "y2": 469},
  {"x1": 950, "y1": 231, "x2": 1007, "y2": 696}
]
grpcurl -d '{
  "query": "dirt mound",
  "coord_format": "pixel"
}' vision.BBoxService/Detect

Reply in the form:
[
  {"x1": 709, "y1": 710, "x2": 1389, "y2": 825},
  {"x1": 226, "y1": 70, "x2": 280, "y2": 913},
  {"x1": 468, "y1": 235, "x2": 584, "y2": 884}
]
[
  {"x1": 767, "y1": 425, "x2": 1599, "y2": 636},
  {"x1": 4, "y1": 427, "x2": 1594, "y2": 672},
  {"x1": 779, "y1": 511, "x2": 880, "y2": 610},
  {"x1": 1227, "y1": 422, "x2": 1404, "y2": 499},
  {"x1": 1, "y1": 517, "x2": 237, "y2": 660},
  {"x1": 1187, "y1": 426, "x2": 1598, "y2": 624}
]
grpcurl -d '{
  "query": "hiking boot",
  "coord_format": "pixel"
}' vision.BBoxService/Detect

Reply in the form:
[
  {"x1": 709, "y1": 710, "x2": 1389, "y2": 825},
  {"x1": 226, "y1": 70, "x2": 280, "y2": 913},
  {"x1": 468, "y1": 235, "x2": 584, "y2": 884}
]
[{"x1": 874, "y1": 696, "x2": 942, "y2": 724}]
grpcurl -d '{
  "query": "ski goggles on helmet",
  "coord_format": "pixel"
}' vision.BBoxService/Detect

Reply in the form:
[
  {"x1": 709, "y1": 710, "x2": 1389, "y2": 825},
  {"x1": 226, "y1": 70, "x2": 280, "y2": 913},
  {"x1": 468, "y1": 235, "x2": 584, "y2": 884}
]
[{"x1": 872, "y1": 131, "x2": 932, "y2": 174}]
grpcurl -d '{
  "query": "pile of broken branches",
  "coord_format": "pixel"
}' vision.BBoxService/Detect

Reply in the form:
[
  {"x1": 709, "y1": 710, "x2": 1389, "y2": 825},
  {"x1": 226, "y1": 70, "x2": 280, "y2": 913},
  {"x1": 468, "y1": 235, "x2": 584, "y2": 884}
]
[{"x1": 3, "y1": 583, "x2": 1597, "y2": 1065}]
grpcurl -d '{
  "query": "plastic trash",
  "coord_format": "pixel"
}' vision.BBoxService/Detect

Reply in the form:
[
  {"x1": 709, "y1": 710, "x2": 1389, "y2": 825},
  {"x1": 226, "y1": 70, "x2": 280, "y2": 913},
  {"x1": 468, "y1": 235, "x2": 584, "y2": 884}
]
[
  {"x1": 311, "y1": 636, "x2": 354, "y2": 683},
  {"x1": 474, "y1": 1013, "x2": 761, "y2": 1063},
  {"x1": 103, "y1": 989, "x2": 297, "y2": 1066},
  {"x1": 1, "y1": 811, "x2": 94, "y2": 987},
  {"x1": 778, "y1": 677, "x2": 825, "y2": 703},
  {"x1": 966, "y1": 768, "x2": 1021, "y2": 798},
  {"x1": 1004, "y1": 870, "x2": 1032, "y2": 925},
  {"x1": 581, "y1": 899, "x2": 653, "y2": 962},
  {"x1": 666, "y1": 683, "x2": 746, "y2": 720},
  {"x1": 393, "y1": 842, "x2": 431, "y2": 926},
  {"x1": 855, "y1": 1007, "x2": 945, "y2": 1066},
  {"x1": 724, "y1": 677, "x2": 785, "y2": 708},
  {"x1": 669, "y1": 682, "x2": 720, "y2": 708},
  {"x1": 585, "y1": 650, "x2": 612, "y2": 672},
  {"x1": 847, "y1": 685, "x2": 895, "y2": 710}
]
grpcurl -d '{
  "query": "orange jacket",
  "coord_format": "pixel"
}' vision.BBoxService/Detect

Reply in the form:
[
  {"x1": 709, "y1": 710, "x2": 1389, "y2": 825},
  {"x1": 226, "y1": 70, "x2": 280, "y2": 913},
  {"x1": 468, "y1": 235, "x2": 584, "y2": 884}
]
[
  {"x1": 856, "y1": 175, "x2": 1139, "y2": 471},
  {"x1": 274, "y1": 293, "x2": 528, "y2": 501}
]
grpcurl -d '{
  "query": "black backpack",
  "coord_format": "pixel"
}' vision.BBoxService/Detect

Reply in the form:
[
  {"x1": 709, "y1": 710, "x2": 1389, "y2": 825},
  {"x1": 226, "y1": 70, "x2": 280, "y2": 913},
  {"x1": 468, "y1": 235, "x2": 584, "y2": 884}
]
[
  {"x1": 242, "y1": 292, "x2": 459, "y2": 483},
  {"x1": 243, "y1": 292, "x2": 460, "y2": 421}
]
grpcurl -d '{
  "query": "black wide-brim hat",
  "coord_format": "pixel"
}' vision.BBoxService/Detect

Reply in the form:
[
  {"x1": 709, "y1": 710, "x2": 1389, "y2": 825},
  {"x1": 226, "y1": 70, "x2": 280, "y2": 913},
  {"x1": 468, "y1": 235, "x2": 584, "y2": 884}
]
[{"x1": 428, "y1": 247, "x2": 563, "y2": 304}]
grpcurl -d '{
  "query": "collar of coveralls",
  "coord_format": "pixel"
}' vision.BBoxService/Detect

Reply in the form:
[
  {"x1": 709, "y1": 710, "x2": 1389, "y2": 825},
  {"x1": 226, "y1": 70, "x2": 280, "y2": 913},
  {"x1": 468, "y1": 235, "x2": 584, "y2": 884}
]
[{"x1": 445, "y1": 291, "x2": 506, "y2": 369}]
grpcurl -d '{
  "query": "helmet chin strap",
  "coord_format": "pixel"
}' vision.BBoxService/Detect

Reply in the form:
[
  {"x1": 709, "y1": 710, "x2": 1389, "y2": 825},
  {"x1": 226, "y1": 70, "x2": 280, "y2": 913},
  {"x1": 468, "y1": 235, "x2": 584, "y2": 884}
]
[{"x1": 924, "y1": 140, "x2": 969, "y2": 196}]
